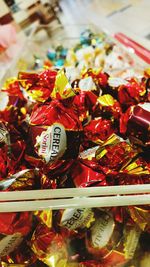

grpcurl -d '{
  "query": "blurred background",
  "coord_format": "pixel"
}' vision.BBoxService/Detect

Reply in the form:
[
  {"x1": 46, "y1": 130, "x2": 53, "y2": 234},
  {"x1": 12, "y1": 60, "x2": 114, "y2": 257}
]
[
  {"x1": 0, "y1": 0, "x2": 150, "y2": 45},
  {"x1": 0, "y1": 0, "x2": 149, "y2": 82}
]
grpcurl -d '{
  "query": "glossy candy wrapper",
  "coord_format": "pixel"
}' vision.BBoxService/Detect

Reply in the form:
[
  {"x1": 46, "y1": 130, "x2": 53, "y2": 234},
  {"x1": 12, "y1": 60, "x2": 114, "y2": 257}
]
[
  {"x1": 31, "y1": 224, "x2": 68, "y2": 267},
  {"x1": 95, "y1": 134, "x2": 138, "y2": 172},
  {"x1": 0, "y1": 207, "x2": 149, "y2": 266},
  {"x1": 18, "y1": 69, "x2": 57, "y2": 102},
  {"x1": 26, "y1": 99, "x2": 82, "y2": 169},
  {"x1": 0, "y1": 169, "x2": 40, "y2": 191},
  {"x1": 120, "y1": 103, "x2": 150, "y2": 148},
  {"x1": 0, "y1": 212, "x2": 32, "y2": 257},
  {"x1": 128, "y1": 206, "x2": 150, "y2": 232},
  {"x1": 0, "y1": 122, "x2": 26, "y2": 180},
  {"x1": 83, "y1": 117, "x2": 114, "y2": 145},
  {"x1": 70, "y1": 157, "x2": 106, "y2": 188}
]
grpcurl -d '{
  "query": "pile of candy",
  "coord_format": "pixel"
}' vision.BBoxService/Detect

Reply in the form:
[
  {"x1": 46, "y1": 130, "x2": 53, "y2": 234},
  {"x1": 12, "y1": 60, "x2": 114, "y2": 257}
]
[
  {"x1": 0, "y1": 28, "x2": 150, "y2": 266},
  {"x1": 33, "y1": 29, "x2": 142, "y2": 79},
  {"x1": 0, "y1": 206, "x2": 150, "y2": 266},
  {"x1": 0, "y1": 66, "x2": 149, "y2": 190}
]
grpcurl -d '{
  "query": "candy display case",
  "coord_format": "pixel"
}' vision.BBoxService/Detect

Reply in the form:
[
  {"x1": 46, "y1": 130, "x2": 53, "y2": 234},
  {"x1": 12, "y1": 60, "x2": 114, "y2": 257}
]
[{"x1": 0, "y1": 23, "x2": 150, "y2": 267}]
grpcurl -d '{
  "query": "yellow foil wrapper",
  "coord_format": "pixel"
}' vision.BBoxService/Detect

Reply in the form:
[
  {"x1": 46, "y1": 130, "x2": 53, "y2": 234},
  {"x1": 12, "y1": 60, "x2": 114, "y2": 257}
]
[
  {"x1": 34, "y1": 210, "x2": 52, "y2": 228},
  {"x1": 144, "y1": 68, "x2": 150, "y2": 77},
  {"x1": 122, "y1": 160, "x2": 150, "y2": 175},
  {"x1": 31, "y1": 224, "x2": 68, "y2": 267},
  {"x1": 123, "y1": 225, "x2": 141, "y2": 260},
  {"x1": 3, "y1": 78, "x2": 18, "y2": 91},
  {"x1": 1, "y1": 264, "x2": 26, "y2": 267},
  {"x1": 128, "y1": 206, "x2": 150, "y2": 231},
  {"x1": 140, "y1": 252, "x2": 150, "y2": 267},
  {"x1": 95, "y1": 133, "x2": 136, "y2": 164},
  {"x1": 9, "y1": 169, "x2": 38, "y2": 191},
  {"x1": 97, "y1": 94, "x2": 116, "y2": 106},
  {"x1": 27, "y1": 89, "x2": 46, "y2": 103},
  {"x1": 51, "y1": 69, "x2": 75, "y2": 99}
]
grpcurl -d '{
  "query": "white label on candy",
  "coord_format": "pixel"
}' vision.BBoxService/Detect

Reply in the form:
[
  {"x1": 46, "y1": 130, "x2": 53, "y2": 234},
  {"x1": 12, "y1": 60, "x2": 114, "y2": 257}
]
[
  {"x1": 35, "y1": 123, "x2": 66, "y2": 163},
  {"x1": 0, "y1": 233, "x2": 23, "y2": 257},
  {"x1": 91, "y1": 212, "x2": 114, "y2": 248},
  {"x1": 61, "y1": 208, "x2": 93, "y2": 230}
]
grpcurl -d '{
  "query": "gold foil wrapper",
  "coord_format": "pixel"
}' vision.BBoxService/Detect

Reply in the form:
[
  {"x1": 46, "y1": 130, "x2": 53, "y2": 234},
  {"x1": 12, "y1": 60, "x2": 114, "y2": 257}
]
[
  {"x1": 128, "y1": 206, "x2": 150, "y2": 231},
  {"x1": 34, "y1": 210, "x2": 52, "y2": 228},
  {"x1": 1, "y1": 264, "x2": 26, "y2": 267},
  {"x1": 97, "y1": 94, "x2": 116, "y2": 106},
  {"x1": 140, "y1": 252, "x2": 150, "y2": 267},
  {"x1": 52, "y1": 69, "x2": 75, "y2": 99},
  {"x1": 31, "y1": 224, "x2": 68, "y2": 267},
  {"x1": 123, "y1": 225, "x2": 141, "y2": 260}
]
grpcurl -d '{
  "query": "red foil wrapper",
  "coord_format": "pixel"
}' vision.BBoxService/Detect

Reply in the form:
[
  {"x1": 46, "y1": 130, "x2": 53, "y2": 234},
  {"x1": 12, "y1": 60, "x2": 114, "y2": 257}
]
[
  {"x1": 83, "y1": 117, "x2": 114, "y2": 145},
  {"x1": 71, "y1": 91, "x2": 97, "y2": 122},
  {"x1": 82, "y1": 69, "x2": 109, "y2": 89},
  {"x1": 96, "y1": 94, "x2": 122, "y2": 120},
  {"x1": 118, "y1": 78, "x2": 147, "y2": 108},
  {"x1": 27, "y1": 100, "x2": 82, "y2": 166},
  {"x1": 120, "y1": 103, "x2": 150, "y2": 148},
  {"x1": 71, "y1": 159, "x2": 106, "y2": 187},
  {"x1": 31, "y1": 223, "x2": 68, "y2": 266},
  {"x1": 95, "y1": 134, "x2": 138, "y2": 172},
  {"x1": 0, "y1": 78, "x2": 27, "y2": 124},
  {"x1": 18, "y1": 69, "x2": 57, "y2": 102},
  {"x1": 0, "y1": 122, "x2": 26, "y2": 180},
  {"x1": 128, "y1": 206, "x2": 150, "y2": 232},
  {"x1": 0, "y1": 212, "x2": 32, "y2": 258},
  {"x1": 0, "y1": 212, "x2": 32, "y2": 236},
  {"x1": 2, "y1": 78, "x2": 25, "y2": 100}
]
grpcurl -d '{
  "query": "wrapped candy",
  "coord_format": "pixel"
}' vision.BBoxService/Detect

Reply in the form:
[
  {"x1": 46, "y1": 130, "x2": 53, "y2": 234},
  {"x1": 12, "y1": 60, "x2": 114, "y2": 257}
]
[
  {"x1": 83, "y1": 117, "x2": 114, "y2": 145},
  {"x1": 0, "y1": 169, "x2": 40, "y2": 191},
  {"x1": 120, "y1": 103, "x2": 150, "y2": 148},
  {"x1": 31, "y1": 224, "x2": 68, "y2": 266},
  {"x1": 0, "y1": 207, "x2": 149, "y2": 266},
  {"x1": 34, "y1": 209, "x2": 52, "y2": 228},
  {"x1": 95, "y1": 134, "x2": 138, "y2": 172},
  {"x1": 71, "y1": 158, "x2": 106, "y2": 188},
  {"x1": 0, "y1": 122, "x2": 26, "y2": 180},
  {"x1": 26, "y1": 99, "x2": 82, "y2": 169},
  {"x1": 118, "y1": 77, "x2": 147, "y2": 108},
  {"x1": 0, "y1": 78, "x2": 26, "y2": 124},
  {"x1": 128, "y1": 206, "x2": 150, "y2": 232},
  {"x1": 59, "y1": 208, "x2": 95, "y2": 231},
  {"x1": 85, "y1": 210, "x2": 130, "y2": 267},
  {"x1": 96, "y1": 94, "x2": 122, "y2": 120},
  {"x1": 0, "y1": 212, "x2": 32, "y2": 257},
  {"x1": 18, "y1": 69, "x2": 57, "y2": 102}
]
